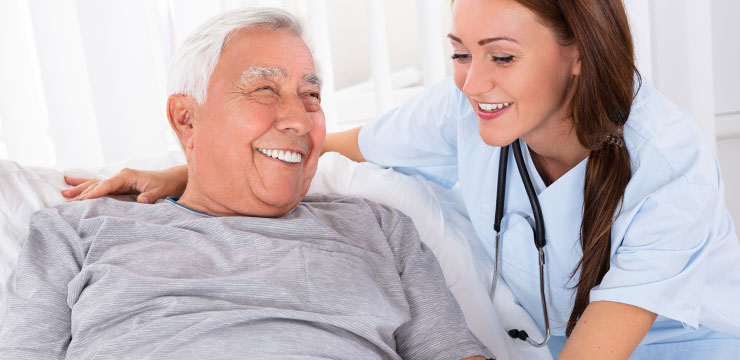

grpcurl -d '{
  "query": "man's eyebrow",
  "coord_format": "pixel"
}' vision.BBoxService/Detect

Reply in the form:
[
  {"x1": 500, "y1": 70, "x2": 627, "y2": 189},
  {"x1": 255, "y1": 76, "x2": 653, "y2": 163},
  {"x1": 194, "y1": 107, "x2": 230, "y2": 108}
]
[
  {"x1": 238, "y1": 66, "x2": 322, "y2": 90},
  {"x1": 239, "y1": 66, "x2": 286, "y2": 84},
  {"x1": 303, "y1": 73, "x2": 323, "y2": 90},
  {"x1": 447, "y1": 33, "x2": 520, "y2": 46}
]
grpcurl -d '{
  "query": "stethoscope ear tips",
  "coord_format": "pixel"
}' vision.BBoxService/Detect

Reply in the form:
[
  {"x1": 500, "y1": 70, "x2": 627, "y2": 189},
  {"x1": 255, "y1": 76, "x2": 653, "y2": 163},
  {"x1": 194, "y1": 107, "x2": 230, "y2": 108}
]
[{"x1": 508, "y1": 328, "x2": 529, "y2": 341}]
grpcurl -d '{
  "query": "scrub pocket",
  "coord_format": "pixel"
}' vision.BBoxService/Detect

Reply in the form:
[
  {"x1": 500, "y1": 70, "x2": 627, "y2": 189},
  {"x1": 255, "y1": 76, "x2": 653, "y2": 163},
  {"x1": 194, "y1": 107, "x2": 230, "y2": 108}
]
[{"x1": 499, "y1": 213, "x2": 539, "y2": 272}]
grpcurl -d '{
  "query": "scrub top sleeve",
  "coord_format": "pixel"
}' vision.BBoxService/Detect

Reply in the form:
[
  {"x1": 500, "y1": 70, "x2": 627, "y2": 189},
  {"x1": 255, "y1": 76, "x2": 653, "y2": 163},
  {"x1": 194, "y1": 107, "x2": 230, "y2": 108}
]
[
  {"x1": 358, "y1": 78, "x2": 463, "y2": 188},
  {"x1": 589, "y1": 183, "x2": 717, "y2": 329}
]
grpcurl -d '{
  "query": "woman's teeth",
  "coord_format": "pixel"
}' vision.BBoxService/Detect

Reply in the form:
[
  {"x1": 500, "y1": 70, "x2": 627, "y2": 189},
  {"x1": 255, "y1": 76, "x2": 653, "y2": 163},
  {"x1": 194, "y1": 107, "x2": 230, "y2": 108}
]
[
  {"x1": 479, "y1": 102, "x2": 513, "y2": 112},
  {"x1": 258, "y1": 148, "x2": 302, "y2": 163}
]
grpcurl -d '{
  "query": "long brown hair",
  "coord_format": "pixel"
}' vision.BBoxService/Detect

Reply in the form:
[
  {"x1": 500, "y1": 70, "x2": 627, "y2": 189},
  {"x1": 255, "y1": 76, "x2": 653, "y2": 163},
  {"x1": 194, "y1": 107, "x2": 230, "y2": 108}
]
[{"x1": 512, "y1": 0, "x2": 639, "y2": 336}]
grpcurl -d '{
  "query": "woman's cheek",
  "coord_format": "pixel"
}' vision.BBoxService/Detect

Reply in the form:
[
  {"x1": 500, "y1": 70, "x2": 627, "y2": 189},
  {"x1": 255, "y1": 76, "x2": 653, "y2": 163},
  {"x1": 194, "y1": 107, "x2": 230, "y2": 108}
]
[{"x1": 453, "y1": 65, "x2": 468, "y2": 92}]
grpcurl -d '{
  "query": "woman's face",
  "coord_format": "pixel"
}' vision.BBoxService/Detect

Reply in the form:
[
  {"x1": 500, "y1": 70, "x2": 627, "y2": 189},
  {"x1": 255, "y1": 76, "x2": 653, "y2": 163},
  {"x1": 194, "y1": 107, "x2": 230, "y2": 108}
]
[{"x1": 449, "y1": 0, "x2": 580, "y2": 147}]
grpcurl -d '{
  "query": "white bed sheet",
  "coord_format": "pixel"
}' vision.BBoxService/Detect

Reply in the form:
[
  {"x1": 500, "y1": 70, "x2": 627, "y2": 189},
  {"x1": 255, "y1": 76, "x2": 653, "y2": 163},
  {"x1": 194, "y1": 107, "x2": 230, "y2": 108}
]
[{"x1": 0, "y1": 151, "x2": 551, "y2": 360}]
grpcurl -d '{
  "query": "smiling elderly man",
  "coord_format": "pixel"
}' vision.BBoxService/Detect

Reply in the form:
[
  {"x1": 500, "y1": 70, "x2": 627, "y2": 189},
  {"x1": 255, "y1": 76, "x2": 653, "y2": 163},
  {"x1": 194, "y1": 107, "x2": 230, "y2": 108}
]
[{"x1": 0, "y1": 8, "x2": 492, "y2": 360}]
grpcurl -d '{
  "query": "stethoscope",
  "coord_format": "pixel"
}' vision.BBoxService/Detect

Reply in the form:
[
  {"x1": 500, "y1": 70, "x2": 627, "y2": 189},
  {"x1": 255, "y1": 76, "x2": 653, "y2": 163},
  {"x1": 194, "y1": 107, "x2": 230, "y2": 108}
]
[{"x1": 488, "y1": 139, "x2": 551, "y2": 347}]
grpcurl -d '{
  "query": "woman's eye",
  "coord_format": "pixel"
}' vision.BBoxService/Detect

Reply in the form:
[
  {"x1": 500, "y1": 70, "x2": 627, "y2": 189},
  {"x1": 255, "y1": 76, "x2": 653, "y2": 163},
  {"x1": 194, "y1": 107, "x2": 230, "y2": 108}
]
[
  {"x1": 490, "y1": 55, "x2": 515, "y2": 65},
  {"x1": 451, "y1": 53, "x2": 472, "y2": 63}
]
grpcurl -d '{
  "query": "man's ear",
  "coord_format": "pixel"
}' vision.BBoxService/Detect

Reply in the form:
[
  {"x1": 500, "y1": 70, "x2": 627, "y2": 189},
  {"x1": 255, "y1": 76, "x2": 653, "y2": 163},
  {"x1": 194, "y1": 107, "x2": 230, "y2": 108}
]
[{"x1": 167, "y1": 94, "x2": 198, "y2": 151}]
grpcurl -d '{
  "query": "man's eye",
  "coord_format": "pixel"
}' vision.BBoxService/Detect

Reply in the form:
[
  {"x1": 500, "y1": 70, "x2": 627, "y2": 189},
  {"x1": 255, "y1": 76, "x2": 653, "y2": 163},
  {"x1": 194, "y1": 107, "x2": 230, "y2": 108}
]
[
  {"x1": 451, "y1": 53, "x2": 471, "y2": 63},
  {"x1": 301, "y1": 90, "x2": 321, "y2": 102},
  {"x1": 302, "y1": 93, "x2": 322, "y2": 112},
  {"x1": 241, "y1": 86, "x2": 279, "y2": 105}
]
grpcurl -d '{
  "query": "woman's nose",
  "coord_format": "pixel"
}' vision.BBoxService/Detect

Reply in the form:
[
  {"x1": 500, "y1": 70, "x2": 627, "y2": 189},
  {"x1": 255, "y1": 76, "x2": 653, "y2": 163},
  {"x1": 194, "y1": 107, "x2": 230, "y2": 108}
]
[{"x1": 462, "y1": 61, "x2": 494, "y2": 97}]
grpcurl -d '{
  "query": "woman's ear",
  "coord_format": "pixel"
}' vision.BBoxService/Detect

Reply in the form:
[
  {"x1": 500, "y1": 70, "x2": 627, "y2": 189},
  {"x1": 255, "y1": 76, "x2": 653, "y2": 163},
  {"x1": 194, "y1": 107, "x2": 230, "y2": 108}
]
[
  {"x1": 167, "y1": 94, "x2": 197, "y2": 151},
  {"x1": 570, "y1": 47, "x2": 581, "y2": 76}
]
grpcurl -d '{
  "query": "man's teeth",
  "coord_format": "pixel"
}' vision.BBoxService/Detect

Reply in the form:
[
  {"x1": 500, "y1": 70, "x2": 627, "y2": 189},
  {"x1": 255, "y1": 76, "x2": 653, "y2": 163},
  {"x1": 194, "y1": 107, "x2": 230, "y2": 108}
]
[
  {"x1": 479, "y1": 102, "x2": 513, "y2": 112},
  {"x1": 257, "y1": 148, "x2": 302, "y2": 163}
]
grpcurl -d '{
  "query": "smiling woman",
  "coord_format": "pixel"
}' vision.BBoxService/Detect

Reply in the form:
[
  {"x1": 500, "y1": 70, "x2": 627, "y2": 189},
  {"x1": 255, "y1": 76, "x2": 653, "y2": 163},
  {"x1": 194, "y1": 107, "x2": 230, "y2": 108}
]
[{"x1": 320, "y1": 0, "x2": 740, "y2": 359}]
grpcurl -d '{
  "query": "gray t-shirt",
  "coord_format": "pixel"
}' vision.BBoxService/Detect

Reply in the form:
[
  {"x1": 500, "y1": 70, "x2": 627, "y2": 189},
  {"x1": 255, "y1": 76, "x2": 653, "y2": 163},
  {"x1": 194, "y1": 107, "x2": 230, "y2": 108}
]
[{"x1": 0, "y1": 195, "x2": 490, "y2": 359}]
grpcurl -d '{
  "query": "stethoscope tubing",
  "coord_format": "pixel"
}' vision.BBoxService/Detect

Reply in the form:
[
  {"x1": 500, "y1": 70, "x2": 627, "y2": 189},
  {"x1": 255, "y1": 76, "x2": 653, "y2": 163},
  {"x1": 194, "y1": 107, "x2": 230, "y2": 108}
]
[
  {"x1": 510, "y1": 140, "x2": 546, "y2": 249},
  {"x1": 491, "y1": 139, "x2": 551, "y2": 347},
  {"x1": 489, "y1": 145, "x2": 509, "y2": 301}
]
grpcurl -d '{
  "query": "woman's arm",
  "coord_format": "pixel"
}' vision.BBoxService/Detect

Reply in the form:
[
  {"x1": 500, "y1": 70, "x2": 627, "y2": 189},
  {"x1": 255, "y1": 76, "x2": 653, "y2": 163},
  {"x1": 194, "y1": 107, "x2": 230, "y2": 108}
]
[
  {"x1": 559, "y1": 301, "x2": 657, "y2": 360},
  {"x1": 62, "y1": 165, "x2": 188, "y2": 203},
  {"x1": 322, "y1": 126, "x2": 365, "y2": 162}
]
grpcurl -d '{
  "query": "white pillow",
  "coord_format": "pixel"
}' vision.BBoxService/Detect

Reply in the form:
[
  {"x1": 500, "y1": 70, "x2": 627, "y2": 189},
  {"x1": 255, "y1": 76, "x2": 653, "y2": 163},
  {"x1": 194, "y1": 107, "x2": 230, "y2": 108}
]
[
  {"x1": 0, "y1": 151, "x2": 551, "y2": 360},
  {"x1": 0, "y1": 151, "x2": 188, "y2": 290},
  {"x1": 0, "y1": 161, "x2": 68, "y2": 284}
]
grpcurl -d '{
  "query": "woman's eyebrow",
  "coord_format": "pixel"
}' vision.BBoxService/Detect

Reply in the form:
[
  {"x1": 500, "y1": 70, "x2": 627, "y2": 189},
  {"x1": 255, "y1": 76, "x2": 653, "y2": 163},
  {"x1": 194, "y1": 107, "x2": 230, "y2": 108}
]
[
  {"x1": 447, "y1": 34, "x2": 519, "y2": 46},
  {"x1": 478, "y1": 37, "x2": 519, "y2": 46},
  {"x1": 447, "y1": 34, "x2": 463, "y2": 44}
]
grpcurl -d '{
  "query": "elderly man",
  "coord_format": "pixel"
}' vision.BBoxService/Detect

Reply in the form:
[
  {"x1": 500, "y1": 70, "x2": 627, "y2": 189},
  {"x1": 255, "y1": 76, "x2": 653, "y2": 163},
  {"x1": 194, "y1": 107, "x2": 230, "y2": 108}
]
[{"x1": 0, "y1": 8, "x2": 491, "y2": 360}]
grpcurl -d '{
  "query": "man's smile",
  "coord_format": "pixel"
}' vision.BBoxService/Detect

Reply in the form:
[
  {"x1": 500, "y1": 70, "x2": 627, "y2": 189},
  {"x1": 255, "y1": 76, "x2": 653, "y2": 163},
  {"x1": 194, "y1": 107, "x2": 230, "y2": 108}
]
[{"x1": 257, "y1": 148, "x2": 302, "y2": 164}]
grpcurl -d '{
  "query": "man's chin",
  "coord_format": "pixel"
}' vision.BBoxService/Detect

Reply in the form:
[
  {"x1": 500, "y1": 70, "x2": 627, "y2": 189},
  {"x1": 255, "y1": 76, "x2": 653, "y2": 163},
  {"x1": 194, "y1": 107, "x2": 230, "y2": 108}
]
[{"x1": 246, "y1": 189, "x2": 306, "y2": 217}]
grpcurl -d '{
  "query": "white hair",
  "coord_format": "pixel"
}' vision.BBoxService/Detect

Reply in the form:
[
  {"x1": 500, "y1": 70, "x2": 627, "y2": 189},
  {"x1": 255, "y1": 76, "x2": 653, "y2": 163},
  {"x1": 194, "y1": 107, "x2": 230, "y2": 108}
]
[{"x1": 167, "y1": 8, "x2": 306, "y2": 104}]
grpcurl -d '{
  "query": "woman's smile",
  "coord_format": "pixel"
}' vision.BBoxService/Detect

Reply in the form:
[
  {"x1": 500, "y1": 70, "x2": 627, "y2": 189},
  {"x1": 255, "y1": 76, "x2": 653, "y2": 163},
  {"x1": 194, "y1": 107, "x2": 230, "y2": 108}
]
[{"x1": 475, "y1": 101, "x2": 514, "y2": 120}]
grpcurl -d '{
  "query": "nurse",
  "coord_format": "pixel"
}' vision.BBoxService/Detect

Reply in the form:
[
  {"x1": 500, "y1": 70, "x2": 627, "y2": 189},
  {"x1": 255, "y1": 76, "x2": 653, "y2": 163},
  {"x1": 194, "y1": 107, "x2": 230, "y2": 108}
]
[{"x1": 64, "y1": 0, "x2": 740, "y2": 358}]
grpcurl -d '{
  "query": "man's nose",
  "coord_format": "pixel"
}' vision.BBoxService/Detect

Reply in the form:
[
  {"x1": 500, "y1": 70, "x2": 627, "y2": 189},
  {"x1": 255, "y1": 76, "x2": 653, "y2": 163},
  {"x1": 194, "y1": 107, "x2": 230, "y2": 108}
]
[{"x1": 276, "y1": 94, "x2": 313, "y2": 136}]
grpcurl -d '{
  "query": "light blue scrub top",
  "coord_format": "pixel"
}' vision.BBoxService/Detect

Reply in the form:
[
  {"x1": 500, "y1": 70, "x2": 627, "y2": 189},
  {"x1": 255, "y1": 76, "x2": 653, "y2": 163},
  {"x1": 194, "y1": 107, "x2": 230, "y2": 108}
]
[{"x1": 358, "y1": 78, "x2": 740, "y2": 359}]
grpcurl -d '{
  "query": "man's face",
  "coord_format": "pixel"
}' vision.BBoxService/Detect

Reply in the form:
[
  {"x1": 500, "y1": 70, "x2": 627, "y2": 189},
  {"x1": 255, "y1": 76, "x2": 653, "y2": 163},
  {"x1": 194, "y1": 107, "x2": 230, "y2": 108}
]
[{"x1": 180, "y1": 28, "x2": 325, "y2": 217}]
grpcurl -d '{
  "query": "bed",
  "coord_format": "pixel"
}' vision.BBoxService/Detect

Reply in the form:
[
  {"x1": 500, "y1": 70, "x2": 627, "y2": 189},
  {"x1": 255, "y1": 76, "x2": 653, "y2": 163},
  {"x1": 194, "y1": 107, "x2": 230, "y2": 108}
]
[{"x1": 0, "y1": 151, "x2": 551, "y2": 360}]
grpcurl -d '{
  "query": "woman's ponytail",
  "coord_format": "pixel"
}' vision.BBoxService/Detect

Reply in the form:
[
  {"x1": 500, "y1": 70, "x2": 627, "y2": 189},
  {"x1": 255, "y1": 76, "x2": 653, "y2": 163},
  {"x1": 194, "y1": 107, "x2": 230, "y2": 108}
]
[{"x1": 513, "y1": 0, "x2": 640, "y2": 336}]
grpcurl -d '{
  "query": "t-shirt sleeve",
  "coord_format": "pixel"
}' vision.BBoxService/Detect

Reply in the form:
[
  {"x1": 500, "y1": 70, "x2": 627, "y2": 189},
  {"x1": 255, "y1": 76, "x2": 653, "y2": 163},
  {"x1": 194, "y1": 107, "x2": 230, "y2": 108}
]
[
  {"x1": 358, "y1": 78, "x2": 465, "y2": 188},
  {"x1": 589, "y1": 182, "x2": 717, "y2": 329},
  {"x1": 0, "y1": 207, "x2": 83, "y2": 359},
  {"x1": 374, "y1": 204, "x2": 492, "y2": 359}
]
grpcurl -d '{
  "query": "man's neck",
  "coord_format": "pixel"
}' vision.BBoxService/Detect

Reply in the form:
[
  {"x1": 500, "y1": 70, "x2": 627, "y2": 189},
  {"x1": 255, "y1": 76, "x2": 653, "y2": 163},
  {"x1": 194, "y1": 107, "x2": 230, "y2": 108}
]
[
  {"x1": 178, "y1": 187, "x2": 237, "y2": 217},
  {"x1": 178, "y1": 178, "x2": 298, "y2": 218}
]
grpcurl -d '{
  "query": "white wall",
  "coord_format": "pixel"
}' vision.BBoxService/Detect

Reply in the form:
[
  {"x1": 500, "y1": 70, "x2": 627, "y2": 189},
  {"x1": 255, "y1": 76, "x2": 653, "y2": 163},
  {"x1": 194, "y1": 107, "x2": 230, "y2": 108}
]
[
  {"x1": 642, "y1": 0, "x2": 740, "y2": 236},
  {"x1": 711, "y1": 0, "x2": 740, "y2": 236},
  {"x1": 324, "y1": 0, "x2": 452, "y2": 90}
]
